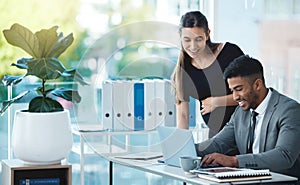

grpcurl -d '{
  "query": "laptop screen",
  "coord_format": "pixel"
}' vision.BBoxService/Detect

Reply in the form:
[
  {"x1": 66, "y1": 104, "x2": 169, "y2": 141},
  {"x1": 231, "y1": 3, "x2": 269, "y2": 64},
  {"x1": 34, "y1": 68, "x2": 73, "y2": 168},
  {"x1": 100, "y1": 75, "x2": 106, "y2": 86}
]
[{"x1": 157, "y1": 126, "x2": 197, "y2": 167}]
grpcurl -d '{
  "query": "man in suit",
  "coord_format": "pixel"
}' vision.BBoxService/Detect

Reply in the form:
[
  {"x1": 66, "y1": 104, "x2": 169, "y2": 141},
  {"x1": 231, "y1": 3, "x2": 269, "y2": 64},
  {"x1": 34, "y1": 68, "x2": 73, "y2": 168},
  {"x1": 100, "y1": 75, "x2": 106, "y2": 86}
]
[{"x1": 196, "y1": 55, "x2": 300, "y2": 181}]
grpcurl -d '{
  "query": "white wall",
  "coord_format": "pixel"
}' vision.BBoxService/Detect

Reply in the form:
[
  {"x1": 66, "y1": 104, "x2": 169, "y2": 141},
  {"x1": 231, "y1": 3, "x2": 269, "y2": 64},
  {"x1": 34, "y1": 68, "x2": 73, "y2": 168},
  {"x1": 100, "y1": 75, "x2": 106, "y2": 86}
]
[{"x1": 213, "y1": 0, "x2": 264, "y2": 57}]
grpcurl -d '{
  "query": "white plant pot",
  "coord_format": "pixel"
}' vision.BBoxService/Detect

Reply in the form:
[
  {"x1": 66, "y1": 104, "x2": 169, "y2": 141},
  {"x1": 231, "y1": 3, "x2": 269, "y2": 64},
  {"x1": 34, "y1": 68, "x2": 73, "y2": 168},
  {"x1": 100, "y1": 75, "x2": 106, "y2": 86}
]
[{"x1": 12, "y1": 109, "x2": 73, "y2": 165}]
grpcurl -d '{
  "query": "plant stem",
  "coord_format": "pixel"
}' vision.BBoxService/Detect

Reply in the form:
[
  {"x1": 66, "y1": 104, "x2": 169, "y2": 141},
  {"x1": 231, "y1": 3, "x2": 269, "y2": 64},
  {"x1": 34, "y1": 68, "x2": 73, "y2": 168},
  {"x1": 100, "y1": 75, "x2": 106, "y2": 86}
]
[{"x1": 42, "y1": 79, "x2": 46, "y2": 98}]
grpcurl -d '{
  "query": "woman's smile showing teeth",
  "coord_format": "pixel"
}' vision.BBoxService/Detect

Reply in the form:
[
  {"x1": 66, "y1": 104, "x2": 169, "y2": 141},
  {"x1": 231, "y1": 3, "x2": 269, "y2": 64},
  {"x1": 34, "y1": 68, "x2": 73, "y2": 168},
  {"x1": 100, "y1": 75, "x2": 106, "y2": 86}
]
[{"x1": 189, "y1": 50, "x2": 199, "y2": 55}]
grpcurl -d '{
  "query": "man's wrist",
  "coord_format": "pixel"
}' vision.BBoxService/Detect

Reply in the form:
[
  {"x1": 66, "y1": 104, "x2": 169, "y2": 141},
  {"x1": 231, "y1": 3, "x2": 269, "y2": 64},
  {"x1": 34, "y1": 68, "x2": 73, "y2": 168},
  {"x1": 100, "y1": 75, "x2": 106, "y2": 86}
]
[{"x1": 232, "y1": 156, "x2": 239, "y2": 167}]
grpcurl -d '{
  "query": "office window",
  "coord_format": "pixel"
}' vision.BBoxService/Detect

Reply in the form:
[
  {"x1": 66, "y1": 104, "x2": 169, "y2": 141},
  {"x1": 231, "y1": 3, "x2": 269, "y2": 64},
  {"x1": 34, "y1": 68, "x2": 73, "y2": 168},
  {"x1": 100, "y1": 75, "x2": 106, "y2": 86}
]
[{"x1": 264, "y1": 0, "x2": 300, "y2": 18}]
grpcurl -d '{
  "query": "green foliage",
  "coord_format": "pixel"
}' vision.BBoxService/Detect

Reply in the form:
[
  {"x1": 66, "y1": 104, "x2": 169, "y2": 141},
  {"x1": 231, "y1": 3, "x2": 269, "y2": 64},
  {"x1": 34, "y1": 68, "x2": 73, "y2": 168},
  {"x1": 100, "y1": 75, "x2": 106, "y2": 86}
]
[
  {"x1": 0, "y1": 0, "x2": 83, "y2": 78},
  {"x1": 3, "y1": 24, "x2": 74, "y2": 59},
  {"x1": 1, "y1": 24, "x2": 88, "y2": 114}
]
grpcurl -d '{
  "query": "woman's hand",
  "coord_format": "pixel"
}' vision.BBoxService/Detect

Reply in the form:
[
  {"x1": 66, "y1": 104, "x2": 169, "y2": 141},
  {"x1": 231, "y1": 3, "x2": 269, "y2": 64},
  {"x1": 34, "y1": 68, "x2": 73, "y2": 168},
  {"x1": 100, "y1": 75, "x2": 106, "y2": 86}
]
[
  {"x1": 201, "y1": 97, "x2": 217, "y2": 115},
  {"x1": 201, "y1": 95, "x2": 238, "y2": 115}
]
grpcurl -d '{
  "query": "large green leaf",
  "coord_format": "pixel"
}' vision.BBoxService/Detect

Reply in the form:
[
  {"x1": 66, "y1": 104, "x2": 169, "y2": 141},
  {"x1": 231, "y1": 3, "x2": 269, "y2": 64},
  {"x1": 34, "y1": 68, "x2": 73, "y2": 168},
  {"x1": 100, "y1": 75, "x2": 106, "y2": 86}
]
[
  {"x1": 11, "y1": 57, "x2": 34, "y2": 70},
  {"x1": 50, "y1": 87, "x2": 81, "y2": 103},
  {"x1": 3, "y1": 23, "x2": 40, "y2": 58},
  {"x1": 47, "y1": 33, "x2": 74, "y2": 58},
  {"x1": 15, "y1": 57, "x2": 33, "y2": 67},
  {"x1": 35, "y1": 26, "x2": 59, "y2": 57},
  {"x1": 28, "y1": 96, "x2": 63, "y2": 112},
  {"x1": 60, "y1": 69, "x2": 89, "y2": 86},
  {"x1": 3, "y1": 24, "x2": 73, "y2": 59},
  {"x1": 26, "y1": 58, "x2": 65, "y2": 79}
]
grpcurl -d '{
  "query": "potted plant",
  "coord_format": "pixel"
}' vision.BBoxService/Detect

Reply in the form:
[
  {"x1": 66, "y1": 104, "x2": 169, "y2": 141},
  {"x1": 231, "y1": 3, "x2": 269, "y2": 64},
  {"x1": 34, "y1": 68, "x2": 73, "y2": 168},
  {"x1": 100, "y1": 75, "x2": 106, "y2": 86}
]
[{"x1": 1, "y1": 23, "x2": 88, "y2": 165}]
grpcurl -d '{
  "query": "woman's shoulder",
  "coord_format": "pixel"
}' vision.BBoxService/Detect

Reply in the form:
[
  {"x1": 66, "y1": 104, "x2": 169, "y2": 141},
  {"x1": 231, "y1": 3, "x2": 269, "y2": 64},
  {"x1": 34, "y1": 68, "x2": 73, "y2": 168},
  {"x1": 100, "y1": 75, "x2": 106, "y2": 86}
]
[
  {"x1": 219, "y1": 42, "x2": 244, "y2": 57},
  {"x1": 216, "y1": 42, "x2": 244, "y2": 68},
  {"x1": 223, "y1": 42, "x2": 243, "y2": 51}
]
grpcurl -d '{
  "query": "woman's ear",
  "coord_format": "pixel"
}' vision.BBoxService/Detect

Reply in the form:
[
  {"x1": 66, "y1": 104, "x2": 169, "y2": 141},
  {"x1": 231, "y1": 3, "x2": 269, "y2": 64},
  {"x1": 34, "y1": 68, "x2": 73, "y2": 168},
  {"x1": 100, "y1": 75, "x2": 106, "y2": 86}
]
[{"x1": 206, "y1": 29, "x2": 211, "y2": 40}]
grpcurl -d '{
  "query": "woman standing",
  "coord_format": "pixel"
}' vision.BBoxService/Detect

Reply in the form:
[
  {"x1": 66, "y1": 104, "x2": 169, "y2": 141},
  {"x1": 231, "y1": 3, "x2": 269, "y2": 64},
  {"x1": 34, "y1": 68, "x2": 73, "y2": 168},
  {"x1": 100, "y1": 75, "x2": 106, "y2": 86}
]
[{"x1": 172, "y1": 11, "x2": 244, "y2": 137}]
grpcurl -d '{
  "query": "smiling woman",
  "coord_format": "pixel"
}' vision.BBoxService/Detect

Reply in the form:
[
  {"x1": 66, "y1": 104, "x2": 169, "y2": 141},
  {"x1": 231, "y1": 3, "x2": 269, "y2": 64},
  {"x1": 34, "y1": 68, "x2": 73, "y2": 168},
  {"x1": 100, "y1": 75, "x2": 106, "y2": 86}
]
[{"x1": 171, "y1": 11, "x2": 244, "y2": 137}]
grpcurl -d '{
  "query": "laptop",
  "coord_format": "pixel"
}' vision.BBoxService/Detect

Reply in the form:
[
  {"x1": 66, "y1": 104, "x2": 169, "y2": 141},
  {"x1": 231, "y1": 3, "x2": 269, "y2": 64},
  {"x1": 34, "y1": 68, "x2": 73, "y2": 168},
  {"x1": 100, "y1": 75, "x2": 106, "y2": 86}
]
[{"x1": 157, "y1": 126, "x2": 198, "y2": 167}]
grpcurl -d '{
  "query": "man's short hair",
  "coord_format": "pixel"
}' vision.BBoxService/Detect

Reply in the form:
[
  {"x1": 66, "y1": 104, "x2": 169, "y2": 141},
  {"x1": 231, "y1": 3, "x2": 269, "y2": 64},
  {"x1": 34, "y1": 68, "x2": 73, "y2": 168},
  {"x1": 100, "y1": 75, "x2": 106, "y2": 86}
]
[{"x1": 224, "y1": 55, "x2": 265, "y2": 84}]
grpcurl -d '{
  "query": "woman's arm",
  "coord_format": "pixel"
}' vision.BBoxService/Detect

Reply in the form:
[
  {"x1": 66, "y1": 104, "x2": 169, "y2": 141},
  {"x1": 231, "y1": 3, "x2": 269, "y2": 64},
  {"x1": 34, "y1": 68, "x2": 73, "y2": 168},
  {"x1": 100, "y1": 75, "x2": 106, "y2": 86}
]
[
  {"x1": 201, "y1": 94, "x2": 237, "y2": 115},
  {"x1": 176, "y1": 101, "x2": 190, "y2": 129}
]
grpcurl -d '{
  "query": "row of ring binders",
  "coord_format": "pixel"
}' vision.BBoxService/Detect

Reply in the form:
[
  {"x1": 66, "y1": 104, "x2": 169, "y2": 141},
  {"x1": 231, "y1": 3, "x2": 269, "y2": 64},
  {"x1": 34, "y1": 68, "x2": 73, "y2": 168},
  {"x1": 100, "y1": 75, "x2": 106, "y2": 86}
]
[{"x1": 101, "y1": 79, "x2": 176, "y2": 131}]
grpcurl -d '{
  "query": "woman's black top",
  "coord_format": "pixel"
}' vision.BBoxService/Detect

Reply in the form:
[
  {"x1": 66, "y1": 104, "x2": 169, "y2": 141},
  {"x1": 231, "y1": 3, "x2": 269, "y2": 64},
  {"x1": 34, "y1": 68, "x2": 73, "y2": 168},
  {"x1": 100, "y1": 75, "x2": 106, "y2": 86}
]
[{"x1": 182, "y1": 42, "x2": 244, "y2": 136}]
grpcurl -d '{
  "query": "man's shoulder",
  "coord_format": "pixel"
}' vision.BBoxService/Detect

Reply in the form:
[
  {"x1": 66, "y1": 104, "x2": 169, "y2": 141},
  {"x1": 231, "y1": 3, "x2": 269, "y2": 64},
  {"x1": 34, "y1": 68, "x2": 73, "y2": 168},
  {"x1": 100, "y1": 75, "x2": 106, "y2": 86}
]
[
  {"x1": 270, "y1": 88, "x2": 300, "y2": 106},
  {"x1": 269, "y1": 88, "x2": 300, "y2": 117}
]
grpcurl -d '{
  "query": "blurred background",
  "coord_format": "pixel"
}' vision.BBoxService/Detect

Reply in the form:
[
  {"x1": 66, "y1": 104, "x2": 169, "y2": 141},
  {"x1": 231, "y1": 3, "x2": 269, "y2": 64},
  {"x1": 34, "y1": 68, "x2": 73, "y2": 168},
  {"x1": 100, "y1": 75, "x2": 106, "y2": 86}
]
[{"x1": 1, "y1": 0, "x2": 300, "y2": 184}]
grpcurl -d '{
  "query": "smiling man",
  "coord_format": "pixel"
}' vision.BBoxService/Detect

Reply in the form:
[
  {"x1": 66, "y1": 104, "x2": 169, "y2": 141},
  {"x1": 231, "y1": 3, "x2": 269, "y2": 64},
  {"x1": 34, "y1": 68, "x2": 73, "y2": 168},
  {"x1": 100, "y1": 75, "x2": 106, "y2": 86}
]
[{"x1": 195, "y1": 55, "x2": 300, "y2": 182}]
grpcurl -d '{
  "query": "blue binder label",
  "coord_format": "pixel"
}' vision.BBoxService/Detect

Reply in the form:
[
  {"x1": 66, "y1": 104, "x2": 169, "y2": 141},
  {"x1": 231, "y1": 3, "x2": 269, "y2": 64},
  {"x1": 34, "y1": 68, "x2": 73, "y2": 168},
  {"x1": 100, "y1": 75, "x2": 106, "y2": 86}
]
[
  {"x1": 189, "y1": 97, "x2": 196, "y2": 127},
  {"x1": 134, "y1": 83, "x2": 144, "y2": 130}
]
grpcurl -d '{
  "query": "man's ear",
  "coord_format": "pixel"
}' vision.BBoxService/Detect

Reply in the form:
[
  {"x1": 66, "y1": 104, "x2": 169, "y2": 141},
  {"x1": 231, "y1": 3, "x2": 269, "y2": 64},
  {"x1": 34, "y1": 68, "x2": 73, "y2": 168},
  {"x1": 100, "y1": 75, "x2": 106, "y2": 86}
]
[{"x1": 254, "y1": 79, "x2": 263, "y2": 91}]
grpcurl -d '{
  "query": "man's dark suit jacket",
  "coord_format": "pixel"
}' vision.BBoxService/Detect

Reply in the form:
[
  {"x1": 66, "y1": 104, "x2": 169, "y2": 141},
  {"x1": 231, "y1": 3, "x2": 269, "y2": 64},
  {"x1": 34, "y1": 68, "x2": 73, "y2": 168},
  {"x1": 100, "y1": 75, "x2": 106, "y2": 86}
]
[{"x1": 196, "y1": 88, "x2": 300, "y2": 181}]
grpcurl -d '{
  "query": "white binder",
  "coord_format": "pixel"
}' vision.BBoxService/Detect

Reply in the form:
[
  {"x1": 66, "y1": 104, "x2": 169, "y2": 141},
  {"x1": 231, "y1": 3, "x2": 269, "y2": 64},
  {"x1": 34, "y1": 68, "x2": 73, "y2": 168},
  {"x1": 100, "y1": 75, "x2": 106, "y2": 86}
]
[
  {"x1": 102, "y1": 80, "x2": 113, "y2": 129},
  {"x1": 143, "y1": 79, "x2": 156, "y2": 130},
  {"x1": 153, "y1": 79, "x2": 166, "y2": 127},
  {"x1": 122, "y1": 80, "x2": 134, "y2": 130},
  {"x1": 154, "y1": 79, "x2": 176, "y2": 127},
  {"x1": 112, "y1": 80, "x2": 126, "y2": 130},
  {"x1": 162, "y1": 79, "x2": 176, "y2": 127}
]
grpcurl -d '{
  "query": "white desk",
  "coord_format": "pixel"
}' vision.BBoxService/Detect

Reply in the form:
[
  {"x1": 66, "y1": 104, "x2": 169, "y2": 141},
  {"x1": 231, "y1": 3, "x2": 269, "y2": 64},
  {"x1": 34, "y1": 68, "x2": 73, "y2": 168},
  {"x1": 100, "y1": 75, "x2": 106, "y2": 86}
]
[
  {"x1": 108, "y1": 156, "x2": 298, "y2": 185},
  {"x1": 71, "y1": 126, "x2": 296, "y2": 185},
  {"x1": 71, "y1": 125, "x2": 208, "y2": 185}
]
